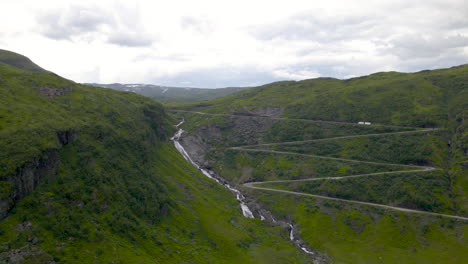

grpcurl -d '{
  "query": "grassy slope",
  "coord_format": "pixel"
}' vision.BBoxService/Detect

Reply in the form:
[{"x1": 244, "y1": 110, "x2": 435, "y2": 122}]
[
  {"x1": 255, "y1": 132, "x2": 437, "y2": 165},
  {"x1": 0, "y1": 53, "x2": 308, "y2": 263},
  {"x1": 211, "y1": 149, "x2": 417, "y2": 183},
  {"x1": 176, "y1": 112, "x2": 468, "y2": 263},
  {"x1": 171, "y1": 65, "x2": 468, "y2": 263},
  {"x1": 174, "y1": 65, "x2": 468, "y2": 127},
  {"x1": 0, "y1": 144, "x2": 308, "y2": 263},
  {"x1": 255, "y1": 192, "x2": 468, "y2": 264}
]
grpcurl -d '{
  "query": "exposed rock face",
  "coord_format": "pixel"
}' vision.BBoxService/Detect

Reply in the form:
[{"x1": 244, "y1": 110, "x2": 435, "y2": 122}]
[
  {"x1": 39, "y1": 86, "x2": 72, "y2": 99},
  {"x1": 179, "y1": 115, "x2": 276, "y2": 166},
  {"x1": 0, "y1": 195, "x2": 14, "y2": 221},
  {"x1": 9, "y1": 149, "x2": 59, "y2": 201},
  {"x1": 247, "y1": 106, "x2": 284, "y2": 117},
  {"x1": 0, "y1": 245, "x2": 55, "y2": 264},
  {"x1": 178, "y1": 119, "x2": 330, "y2": 264},
  {"x1": 0, "y1": 130, "x2": 76, "y2": 220},
  {"x1": 180, "y1": 134, "x2": 211, "y2": 166}
]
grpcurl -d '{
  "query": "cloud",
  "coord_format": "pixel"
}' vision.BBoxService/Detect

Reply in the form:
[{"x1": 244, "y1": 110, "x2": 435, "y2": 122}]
[
  {"x1": 180, "y1": 16, "x2": 214, "y2": 35},
  {"x1": 7, "y1": 0, "x2": 466, "y2": 87},
  {"x1": 251, "y1": 13, "x2": 378, "y2": 44},
  {"x1": 272, "y1": 67, "x2": 320, "y2": 80},
  {"x1": 385, "y1": 34, "x2": 468, "y2": 59},
  {"x1": 36, "y1": 3, "x2": 156, "y2": 47},
  {"x1": 37, "y1": 5, "x2": 112, "y2": 40},
  {"x1": 107, "y1": 31, "x2": 153, "y2": 47}
]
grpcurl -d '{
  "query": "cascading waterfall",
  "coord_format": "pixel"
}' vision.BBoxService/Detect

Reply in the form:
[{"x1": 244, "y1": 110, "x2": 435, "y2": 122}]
[
  {"x1": 289, "y1": 223, "x2": 295, "y2": 241},
  {"x1": 171, "y1": 120, "x2": 254, "y2": 219},
  {"x1": 172, "y1": 120, "x2": 316, "y2": 257}
]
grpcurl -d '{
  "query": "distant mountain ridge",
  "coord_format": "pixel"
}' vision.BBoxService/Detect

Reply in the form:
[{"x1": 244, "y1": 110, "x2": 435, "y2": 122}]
[
  {"x1": 86, "y1": 82, "x2": 250, "y2": 103},
  {"x1": 175, "y1": 64, "x2": 468, "y2": 127}
]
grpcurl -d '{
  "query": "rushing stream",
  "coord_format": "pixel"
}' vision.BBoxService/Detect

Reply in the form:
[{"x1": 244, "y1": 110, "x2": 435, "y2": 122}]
[
  {"x1": 171, "y1": 120, "x2": 317, "y2": 259},
  {"x1": 171, "y1": 120, "x2": 254, "y2": 218}
]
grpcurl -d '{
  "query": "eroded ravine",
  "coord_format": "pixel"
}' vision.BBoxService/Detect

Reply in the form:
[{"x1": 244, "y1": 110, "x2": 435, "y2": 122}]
[
  {"x1": 171, "y1": 119, "x2": 255, "y2": 218},
  {"x1": 170, "y1": 120, "x2": 323, "y2": 261},
  {"x1": 171, "y1": 111, "x2": 468, "y2": 264}
]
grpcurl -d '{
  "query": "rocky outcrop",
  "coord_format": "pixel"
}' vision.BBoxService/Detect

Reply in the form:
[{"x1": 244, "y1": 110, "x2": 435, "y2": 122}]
[
  {"x1": 0, "y1": 130, "x2": 76, "y2": 220},
  {"x1": 179, "y1": 115, "x2": 276, "y2": 166},
  {"x1": 0, "y1": 244, "x2": 55, "y2": 264},
  {"x1": 39, "y1": 86, "x2": 72, "y2": 99},
  {"x1": 8, "y1": 150, "x2": 60, "y2": 202},
  {"x1": 247, "y1": 106, "x2": 284, "y2": 117}
]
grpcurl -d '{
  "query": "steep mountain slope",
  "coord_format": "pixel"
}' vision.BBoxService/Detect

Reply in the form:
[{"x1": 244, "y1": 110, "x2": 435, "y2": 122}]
[
  {"x1": 175, "y1": 65, "x2": 468, "y2": 127},
  {"x1": 171, "y1": 65, "x2": 468, "y2": 263},
  {"x1": 0, "y1": 51, "x2": 310, "y2": 263},
  {"x1": 0, "y1": 49, "x2": 48, "y2": 73},
  {"x1": 87, "y1": 83, "x2": 249, "y2": 103}
]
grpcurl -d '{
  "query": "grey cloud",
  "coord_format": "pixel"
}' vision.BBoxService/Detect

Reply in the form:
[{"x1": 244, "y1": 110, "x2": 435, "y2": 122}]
[
  {"x1": 251, "y1": 13, "x2": 378, "y2": 43},
  {"x1": 249, "y1": 4, "x2": 468, "y2": 82},
  {"x1": 37, "y1": 6, "x2": 112, "y2": 40},
  {"x1": 36, "y1": 5, "x2": 155, "y2": 47},
  {"x1": 108, "y1": 31, "x2": 153, "y2": 47},
  {"x1": 393, "y1": 53, "x2": 468, "y2": 73},
  {"x1": 386, "y1": 34, "x2": 468, "y2": 59}
]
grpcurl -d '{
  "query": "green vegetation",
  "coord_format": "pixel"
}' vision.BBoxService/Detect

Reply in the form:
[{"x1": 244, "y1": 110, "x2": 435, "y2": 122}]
[
  {"x1": 210, "y1": 150, "x2": 418, "y2": 183},
  {"x1": 261, "y1": 170, "x2": 454, "y2": 213},
  {"x1": 255, "y1": 192, "x2": 468, "y2": 264},
  {"x1": 177, "y1": 109, "x2": 468, "y2": 263},
  {"x1": 2, "y1": 48, "x2": 467, "y2": 263},
  {"x1": 171, "y1": 64, "x2": 468, "y2": 263},
  {"x1": 174, "y1": 65, "x2": 468, "y2": 127},
  {"x1": 0, "y1": 49, "x2": 48, "y2": 73},
  {"x1": 0, "y1": 50, "x2": 309, "y2": 263},
  {"x1": 255, "y1": 131, "x2": 437, "y2": 165},
  {"x1": 0, "y1": 144, "x2": 309, "y2": 263},
  {"x1": 174, "y1": 111, "x2": 416, "y2": 148}
]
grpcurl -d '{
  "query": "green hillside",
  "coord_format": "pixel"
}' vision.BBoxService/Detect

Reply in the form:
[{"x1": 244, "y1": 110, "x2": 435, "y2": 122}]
[
  {"x1": 0, "y1": 49, "x2": 48, "y2": 73},
  {"x1": 171, "y1": 65, "x2": 468, "y2": 263},
  {"x1": 174, "y1": 65, "x2": 468, "y2": 127},
  {"x1": 0, "y1": 51, "x2": 310, "y2": 263}
]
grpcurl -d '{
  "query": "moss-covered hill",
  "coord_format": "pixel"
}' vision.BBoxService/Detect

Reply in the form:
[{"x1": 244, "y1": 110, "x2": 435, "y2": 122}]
[
  {"x1": 170, "y1": 64, "x2": 468, "y2": 263},
  {"x1": 0, "y1": 51, "x2": 310, "y2": 263},
  {"x1": 174, "y1": 65, "x2": 468, "y2": 127}
]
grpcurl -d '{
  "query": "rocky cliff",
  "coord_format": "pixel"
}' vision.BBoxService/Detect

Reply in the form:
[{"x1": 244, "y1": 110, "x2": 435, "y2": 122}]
[{"x1": 0, "y1": 131, "x2": 75, "y2": 219}]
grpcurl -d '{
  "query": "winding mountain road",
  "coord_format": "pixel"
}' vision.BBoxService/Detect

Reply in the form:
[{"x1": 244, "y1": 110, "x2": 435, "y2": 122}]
[
  {"x1": 171, "y1": 110, "x2": 425, "y2": 129},
  {"x1": 244, "y1": 182, "x2": 468, "y2": 221},
  {"x1": 172, "y1": 110, "x2": 468, "y2": 221}
]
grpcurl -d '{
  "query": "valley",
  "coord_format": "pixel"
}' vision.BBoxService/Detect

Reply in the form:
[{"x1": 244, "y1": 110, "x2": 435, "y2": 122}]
[
  {"x1": 1, "y1": 1, "x2": 468, "y2": 263},
  {"x1": 0, "y1": 50, "x2": 311, "y2": 263},
  {"x1": 170, "y1": 66, "x2": 467, "y2": 263},
  {"x1": 0, "y1": 49, "x2": 466, "y2": 263},
  {"x1": 172, "y1": 109, "x2": 468, "y2": 263}
]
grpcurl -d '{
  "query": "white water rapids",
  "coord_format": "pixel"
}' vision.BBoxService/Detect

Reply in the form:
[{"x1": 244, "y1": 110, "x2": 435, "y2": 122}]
[
  {"x1": 171, "y1": 120, "x2": 315, "y2": 257},
  {"x1": 171, "y1": 120, "x2": 255, "y2": 218}
]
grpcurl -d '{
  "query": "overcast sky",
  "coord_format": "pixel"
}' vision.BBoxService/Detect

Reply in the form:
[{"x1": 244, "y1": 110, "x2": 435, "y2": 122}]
[{"x1": 1, "y1": 0, "x2": 468, "y2": 88}]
